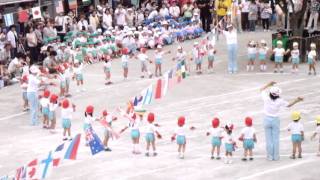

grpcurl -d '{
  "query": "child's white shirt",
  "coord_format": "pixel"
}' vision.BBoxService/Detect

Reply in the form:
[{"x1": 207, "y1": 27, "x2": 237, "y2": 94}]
[
  {"x1": 73, "y1": 64, "x2": 83, "y2": 75},
  {"x1": 84, "y1": 116, "x2": 95, "y2": 125},
  {"x1": 208, "y1": 49, "x2": 215, "y2": 56},
  {"x1": 248, "y1": 47, "x2": 257, "y2": 55},
  {"x1": 308, "y1": 50, "x2": 316, "y2": 59},
  {"x1": 121, "y1": 55, "x2": 129, "y2": 63},
  {"x1": 137, "y1": 53, "x2": 148, "y2": 62},
  {"x1": 128, "y1": 119, "x2": 141, "y2": 130},
  {"x1": 192, "y1": 48, "x2": 199, "y2": 59},
  {"x1": 273, "y1": 48, "x2": 285, "y2": 57},
  {"x1": 259, "y1": 47, "x2": 269, "y2": 55},
  {"x1": 61, "y1": 107, "x2": 73, "y2": 119},
  {"x1": 145, "y1": 123, "x2": 157, "y2": 134},
  {"x1": 224, "y1": 133, "x2": 234, "y2": 144},
  {"x1": 49, "y1": 103, "x2": 58, "y2": 112},
  {"x1": 58, "y1": 73, "x2": 66, "y2": 83},
  {"x1": 287, "y1": 121, "x2": 304, "y2": 135},
  {"x1": 40, "y1": 98, "x2": 50, "y2": 108},
  {"x1": 104, "y1": 61, "x2": 111, "y2": 68},
  {"x1": 210, "y1": 127, "x2": 224, "y2": 137},
  {"x1": 241, "y1": 127, "x2": 256, "y2": 139},
  {"x1": 176, "y1": 51, "x2": 187, "y2": 61},
  {"x1": 291, "y1": 49, "x2": 300, "y2": 59},
  {"x1": 155, "y1": 51, "x2": 165, "y2": 59},
  {"x1": 64, "y1": 68, "x2": 71, "y2": 79},
  {"x1": 175, "y1": 126, "x2": 185, "y2": 136}
]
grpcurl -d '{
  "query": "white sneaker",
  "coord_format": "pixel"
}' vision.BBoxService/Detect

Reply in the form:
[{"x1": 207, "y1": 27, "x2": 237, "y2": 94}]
[
  {"x1": 81, "y1": 88, "x2": 86, "y2": 92},
  {"x1": 76, "y1": 89, "x2": 80, "y2": 93},
  {"x1": 228, "y1": 159, "x2": 233, "y2": 164}
]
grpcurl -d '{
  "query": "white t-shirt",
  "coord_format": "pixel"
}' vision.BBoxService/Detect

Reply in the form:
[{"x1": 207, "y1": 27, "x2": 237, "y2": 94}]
[
  {"x1": 241, "y1": 127, "x2": 256, "y2": 139},
  {"x1": 291, "y1": 49, "x2": 300, "y2": 59},
  {"x1": 159, "y1": 8, "x2": 169, "y2": 17},
  {"x1": 175, "y1": 126, "x2": 185, "y2": 136},
  {"x1": 61, "y1": 108, "x2": 73, "y2": 119},
  {"x1": 287, "y1": 122, "x2": 304, "y2": 135},
  {"x1": 27, "y1": 74, "x2": 40, "y2": 93},
  {"x1": 128, "y1": 119, "x2": 141, "y2": 130},
  {"x1": 137, "y1": 53, "x2": 148, "y2": 62},
  {"x1": 223, "y1": 30, "x2": 237, "y2": 45},
  {"x1": 104, "y1": 61, "x2": 111, "y2": 69},
  {"x1": 224, "y1": 133, "x2": 234, "y2": 144},
  {"x1": 176, "y1": 51, "x2": 187, "y2": 61},
  {"x1": 273, "y1": 48, "x2": 285, "y2": 57},
  {"x1": 84, "y1": 116, "x2": 95, "y2": 125},
  {"x1": 40, "y1": 98, "x2": 50, "y2": 108},
  {"x1": 248, "y1": 47, "x2": 257, "y2": 55},
  {"x1": 115, "y1": 8, "x2": 126, "y2": 25},
  {"x1": 210, "y1": 127, "x2": 224, "y2": 137},
  {"x1": 49, "y1": 103, "x2": 58, "y2": 112},
  {"x1": 121, "y1": 55, "x2": 129, "y2": 63},
  {"x1": 259, "y1": 47, "x2": 269, "y2": 55},
  {"x1": 145, "y1": 123, "x2": 157, "y2": 134},
  {"x1": 73, "y1": 64, "x2": 83, "y2": 75},
  {"x1": 169, "y1": 6, "x2": 180, "y2": 18},
  {"x1": 8, "y1": 58, "x2": 19, "y2": 73},
  {"x1": 261, "y1": 90, "x2": 289, "y2": 117},
  {"x1": 155, "y1": 51, "x2": 165, "y2": 60},
  {"x1": 308, "y1": 50, "x2": 316, "y2": 59},
  {"x1": 208, "y1": 49, "x2": 215, "y2": 56}
]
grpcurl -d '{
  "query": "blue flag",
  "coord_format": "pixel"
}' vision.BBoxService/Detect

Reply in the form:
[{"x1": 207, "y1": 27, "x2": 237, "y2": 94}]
[{"x1": 85, "y1": 127, "x2": 104, "y2": 155}]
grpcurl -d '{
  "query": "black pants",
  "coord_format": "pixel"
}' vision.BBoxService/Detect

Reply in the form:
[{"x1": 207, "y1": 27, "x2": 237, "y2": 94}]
[
  {"x1": 201, "y1": 14, "x2": 211, "y2": 32},
  {"x1": 28, "y1": 46, "x2": 38, "y2": 65},
  {"x1": 241, "y1": 12, "x2": 249, "y2": 31},
  {"x1": 262, "y1": 18, "x2": 269, "y2": 30}
]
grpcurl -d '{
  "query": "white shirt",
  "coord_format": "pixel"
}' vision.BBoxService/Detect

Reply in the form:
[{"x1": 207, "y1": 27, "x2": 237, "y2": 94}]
[
  {"x1": 77, "y1": 20, "x2": 89, "y2": 31},
  {"x1": 224, "y1": 133, "x2": 235, "y2": 144},
  {"x1": 223, "y1": 30, "x2": 237, "y2": 45},
  {"x1": 261, "y1": 90, "x2": 289, "y2": 117},
  {"x1": 287, "y1": 122, "x2": 304, "y2": 135},
  {"x1": 155, "y1": 51, "x2": 165, "y2": 59},
  {"x1": 128, "y1": 119, "x2": 141, "y2": 130},
  {"x1": 169, "y1": 6, "x2": 180, "y2": 18},
  {"x1": 104, "y1": 61, "x2": 111, "y2": 69},
  {"x1": 103, "y1": 13, "x2": 113, "y2": 28},
  {"x1": 121, "y1": 55, "x2": 129, "y2": 63},
  {"x1": 273, "y1": 48, "x2": 285, "y2": 57},
  {"x1": 176, "y1": 51, "x2": 187, "y2": 61},
  {"x1": 8, "y1": 58, "x2": 20, "y2": 73},
  {"x1": 241, "y1": 127, "x2": 256, "y2": 139},
  {"x1": 115, "y1": 8, "x2": 126, "y2": 26},
  {"x1": 210, "y1": 127, "x2": 224, "y2": 137},
  {"x1": 73, "y1": 64, "x2": 83, "y2": 75},
  {"x1": 40, "y1": 97, "x2": 50, "y2": 108},
  {"x1": 259, "y1": 47, "x2": 269, "y2": 55},
  {"x1": 148, "y1": 10, "x2": 159, "y2": 19},
  {"x1": 308, "y1": 50, "x2": 316, "y2": 59},
  {"x1": 291, "y1": 49, "x2": 300, "y2": 59},
  {"x1": 61, "y1": 107, "x2": 73, "y2": 119},
  {"x1": 49, "y1": 103, "x2": 58, "y2": 112},
  {"x1": 241, "y1": 0, "x2": 250, "y2": 12},
  {"x1": 27, "y1": 74, "x2": 40, "y2": 93},
  {"x1": 248, "y1": 47, "x2": 257, "y2": 55},
  {"x1": 208, "y1": 49, "x2": 215, "y2": 56},
  {"x1": 84, "y1": 116, "x2": 95, "y2": 125},
  {"x1": 145, "y1": 123, "x2": 157, "y2": 133},
  {"x1": 159, "y1": 8, "x2": 169, "y2": 17},
  {"x1": 137, "y1": 53, "x2": 148, "y2": 62},
  {"x1": 175, "y1": 126, "x2": 186, "y2": 136},
  {"x1": 7, "y1": 30, "x2": 17, "y2": 48}
]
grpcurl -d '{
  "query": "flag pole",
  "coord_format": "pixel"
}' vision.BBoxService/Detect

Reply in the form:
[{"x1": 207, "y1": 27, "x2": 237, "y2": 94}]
[{"x1": 38, "y1": 0, "x2": 41, "y2": 7}]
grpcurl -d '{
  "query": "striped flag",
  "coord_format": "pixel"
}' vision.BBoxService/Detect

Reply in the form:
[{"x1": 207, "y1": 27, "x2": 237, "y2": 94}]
[
  {"x1": 162, "y1": 71, "x2": 169, "y2": 97},
  {"x1": 168, "y1": 69, "x2": 174, "y2": 89},
  {"x1": 68, "y1": 0, "x2": 78, "y2": 10},
  {"x1": 55, "y1": 0, "x2": 64, "y2": 13},
  {"x1": 64, "y1": 134, "x2": 81, "y2": 160},
  {"x1": 154, "y1": 79, "x2": 162, "y2": 99},
  {"x1": 26, "y1": 159, "x2": 38, "y2": 179},
  {"x1": 142, "y1": 84, "x2": 153, "y2": 105},
  {"x1": 3, "y1": 13, "x2": 14, "y2": 27}
]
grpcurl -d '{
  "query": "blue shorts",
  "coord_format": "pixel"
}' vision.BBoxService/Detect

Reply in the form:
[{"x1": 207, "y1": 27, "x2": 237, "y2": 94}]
[
  {"x1": 291, "y1": 134, "x2": 302, "y2": 143},
  {"x1": 307, "y1": 57, "x2": 314, "y2": 65},
  {"x1": 62, "y1": 118, "x2": 71, "y2": 129},
  {"x1": 76, "y1": 74, "x2": 83, "y2": 81},
  {"x1": 259, "y1": 54, "x2": 266, "y2": 61},
  {"x1": 225, "y1": 143, "x2": 234, "y2": 153},
  {"x1": 248, "y1": 54, "x2": 256, "y2": 60},
  {"x1": 195, "y1": 58, "x2": 202, "y2": 65},
  {"x1": 22, "y1": 92, "x2": 27, "y2": 101},
  {"x1": 243, "y1": 139, "x2": 255, "y2": 149},
  {"x1": 211, "y1": 137, "x2": 221, "y2": 147},
  {"x1": 176, "y1": 135, "x2": 186, "y2": 145},
  {"x1": 104, "y1": 67, "x2": 111, "y2": 73},
  {"x1": 145, "y1": 133, "x2": 155, "y2": 142},
  {"x1": 49, "y1": 111, "x2": 55, "y2": 121},
  {"x1": 60, "y1": 81, "x2": 66, "y2": 89},
  {"x1": 42, "y1": 107, "x2": 49, "y2": 116},
  {"x1": 292, "y1": 57, "x2": 300, "y2": 64},
  {"x1": 208, "y1": 55, "x2": 215, "y2": 62},
  {"x1": 122, "y1": 62, "x2": 128, "y2": 68},
  {"x1": 65, "y1": 78, "x2": 70, "y2": 86},
  {"x1": 155, "y1": 58, "x2": 162, "y2": 65},
  {"x1": 131, "y1": 129, "x2": 140, "y2": 139},
  {"x1": 275, "y1": 56, "x2": 283, "y2": 63}
]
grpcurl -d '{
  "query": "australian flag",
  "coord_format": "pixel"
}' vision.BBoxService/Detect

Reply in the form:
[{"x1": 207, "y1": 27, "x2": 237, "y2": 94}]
[{"x1": 85, "y1": 127, "x2": 104, "y2": 155}]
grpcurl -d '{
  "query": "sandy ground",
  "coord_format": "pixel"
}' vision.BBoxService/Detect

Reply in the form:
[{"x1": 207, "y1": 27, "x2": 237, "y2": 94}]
[{"x1": 0, "y1": 31, "x2": 320, "y2": 180}]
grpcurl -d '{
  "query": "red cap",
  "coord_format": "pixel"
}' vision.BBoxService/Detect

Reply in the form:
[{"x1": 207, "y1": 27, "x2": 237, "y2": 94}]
[
  {"x1": 63, "y1": 63, "x2": 69, "y2": 69},
  {"x1": 140, "y1": 48, "x2": 146, "y2": 53},
  {"x1": 86, "y1": 105, "x2": 94, "y2": 114},
  {"x1": 212, "y1": 117, "x2": 220, "y2": 128},
  {"x1": 131, "y1": 113, "x2": 136, "y2": 120},
  {"x1": 43, "y1": 90, "x2": 50, "y2": 98},
  {"x1": 122, "y1": 48, "x2": 129, "y2": 55},
  {"x1": 178, "y1": 116, "x2": 185, "y2": 127},
  {"x1": 62, "y1": 99, "x2": 69, "y2": 109},
  {"x1": 245, "y1": 117, "x2": 253, "y2": 127},
  {"x1": 147, "y1": 112, "x2": 155, "y2": 123},
  {"x1": 50, "y1": 94, "x2": 58, "y2": 103},
  {"x1": 22, "y1": 75, "x2": 28, "y2": 82},
  {"x1": 102, "y1": 110, "x2": 108, "y2": 116}
]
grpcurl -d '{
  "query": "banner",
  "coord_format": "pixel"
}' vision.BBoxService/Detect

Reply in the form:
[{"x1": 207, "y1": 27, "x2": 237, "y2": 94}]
[
  {"x1": 55, "y1": 0, "x2": 64, "y2": 14},
  {"x1": 68, "y1": 0, "x2": 78, "y2": 10},
  {"x1": 3, "y1": 13, "x2": 14, "y2": 27},
  {"x1": 18, "y1": 10, "x2": 29, "y2": 23},
  {"x1": 32, "y1": 7, "x2": 42, "y2": 19}
]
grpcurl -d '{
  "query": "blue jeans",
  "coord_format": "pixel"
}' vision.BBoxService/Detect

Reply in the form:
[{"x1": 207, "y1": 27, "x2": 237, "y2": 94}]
[
  {"x1": 27, "y1": 92, "x2": 39, "y2": 125},
  {"x1": 249, "y1": 20, "x2": 256, "y2": 31},
  {"x1": 264, "y1": 116, "x2": 280, "y2": 160},
  {"x1": 227, "y1": 44, "x2": 238, "y2": 73}
]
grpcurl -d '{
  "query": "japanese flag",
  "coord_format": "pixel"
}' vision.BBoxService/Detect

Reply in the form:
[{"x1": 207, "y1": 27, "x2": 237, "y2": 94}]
[{"x1": 32, "y1": 7, "x2": 42, "y2": 19}]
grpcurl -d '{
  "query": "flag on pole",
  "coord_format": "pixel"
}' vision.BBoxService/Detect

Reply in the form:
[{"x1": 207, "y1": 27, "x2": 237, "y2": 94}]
[
  {"x1": 40, "y1": 151, "x2": 54, "y2": 179},
  {"x1": 68, "y1": 0, "x2": 78, "y2": 10},
  {"x1": 154, "y1": 79, "x2": 162, "y2": 99},
  {"x1": 142, "y1": 84, "x2": 153, "y2": 105},
  {"x1": 85, "y1": 127, "x2": 104, "y2": 155},
  {"x1": 18, "y1": 10, "x2": 29, "y2": 23},
  {"x1": 53, "y1": 143, "x2": 65, "y2": 166},
  {"x1": 64, "y1": 134, "x2": 81, "y2": 160},
  {"x1": 3, "y1": 13, "x2": 14, "y2": 27},
  {"x1": 32, "y1": 7, "x2": 42, "y2": 19},
  {"x1": 162, "y1": 72, "x2": 169, "y2": 97},
  {"x1": 26, "y1": 159, "x2": 38, "y2": 179}
]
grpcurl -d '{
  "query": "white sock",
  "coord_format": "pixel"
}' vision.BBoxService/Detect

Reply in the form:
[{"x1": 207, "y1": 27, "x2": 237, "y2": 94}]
[
  {"x1": 246, "y1": 65, "x2": 250, "y2": 71},
  {"x1": 263, "y1": 65, "x2": 267, "y2": 71},
  {"x1": 133, "y1": 144, "x2": 136, "y2": 152},
  {"x1": 280, "y1": 68, "x2": 283, "y2": 72},
  {"x1": 260, "y1": 65, "x2": 263, "y2": 70},
  {"x1": 250, "y1": 65, "x2": 254, "y2": 71}
]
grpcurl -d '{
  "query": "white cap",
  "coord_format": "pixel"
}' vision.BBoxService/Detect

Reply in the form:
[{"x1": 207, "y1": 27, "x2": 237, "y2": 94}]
[
  {"x1": 260, "y1": 39, "x2": 266, "y2": 44},
  {"x1": 270, "y1": 86, "x2": 282, "y2": 96},
  {"x1": 293, "y1": 42, "x2": 298, "y2": 47},
  {"x1": 194, "y1": 42, "x2": 199, "y2": 45},
  {"x1": 74, "y1": 59, "x2": 79, "y2": 64},
  {"x1": 310, "y1": 43, "x2": 316, "y2": 48},
  {"x1": 177, "y1": 46, "x2": 182, "y2": 50},
  {"x1": 157, "y1": 45, "x2": 162, "y2": 49},
  {"x1": 277, "y1": 41, "x2": 283, "y2": 45},
  {"x1": 30, "y1": 65, "x2": 40, "y2": 74}
]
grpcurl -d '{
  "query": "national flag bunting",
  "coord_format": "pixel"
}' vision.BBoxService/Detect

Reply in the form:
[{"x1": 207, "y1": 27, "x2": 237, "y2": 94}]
[
  {"x1": 85, "y1": 127, "x2": 104, "y2": 155},
  {"x1": 64, "y1": 134, "x2": 81, "y2": 160},
  {"x1": 154, "y1": 79, "x2": 162, "y2": 99},
  {"x1": 142, "y1": 84, "x2": 153, "y2": 105},
  {"x1": 4, "y1": 13, "x2": 14, "y2": 27},
  {"x1": 32, "y1": 7, "x2": 42, "y2": 19},
  {"x1": 162, "y1": 71, "x2": 169, "y2": 97},
  {"x1": 68, "y1": 0, "x2": 78, "y2": 10},
  {"x1": 26, "y1": 159, "x2": 38, "y2": 179}
]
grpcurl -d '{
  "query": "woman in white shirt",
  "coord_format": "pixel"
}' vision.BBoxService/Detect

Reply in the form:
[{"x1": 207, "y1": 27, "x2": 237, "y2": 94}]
[
  {"x1": 27, "y1": 66, "x2": 42, "y2": 126},
  {"x1": 26, "y1": 27, "x2": 38, "y2": 64},
  {"x1": 89, "y1": 11, "x2": 100, "y2": 32},
  {"x1": 260, "y1": 81, "x2": 303, "y2": 161},
  {"x1": 102, "y1": 9, "x2": 113, "y2": 31}
]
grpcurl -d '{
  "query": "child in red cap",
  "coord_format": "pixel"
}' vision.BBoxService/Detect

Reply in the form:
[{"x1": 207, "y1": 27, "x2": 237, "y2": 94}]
[
  {"x1": 100, "y1": 109, "x2": 117, "y2": 151},
  {"x1": 145, "y1": 112, "x2": 162, "y2": 157},
  {"x1": 136, "y1": 48, "x2": 153, "y2": 78},
  {"x1": 40, "y1": 90, "x2": 51, "y2": 128},
  {"x1": 206, "y1": 118, "x2": 224, "y2": 160},
  {"x1": 84, "y1": 105, "x2": 99, "y2": 144},
  {"x1": 60, "y1": 98, "x2": 75, "y2": 141},
  {"x1": 239, "y1": 117, "x2": 257, "y2": 161},
  {"x1": 20, "y1": 75, "x2": 29, "y2": 111},
  {"x1": 49, "y1": 94, "x2": 59, "y2": 133},
  {"x1": 224, "y1": 123, "x2": 236, "y2": 164}
]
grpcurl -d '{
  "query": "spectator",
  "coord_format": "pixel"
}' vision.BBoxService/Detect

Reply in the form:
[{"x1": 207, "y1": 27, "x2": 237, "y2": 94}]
[
  {"x1": 159, "y1": 3, "x2": 170, "y2": 18},
  {"x1": 240, "y1": 0, "x2": 250, "y2": 31},
  {"x1": 43, "y1": 20, "x2": 57, "y2": 43},
  {"x1": 182, "y1": 1, "x2": 194, "y2": 22},
  {"x1": 126, "y1": 8, "x2": 136, "y2": 27},
  {"x1": 0, "y1": 27, "x2": 6, "y2": 49},
  {"x1": 260, "y1": 2, "x2": 272, "y2": 31},
  {"x1": 102, "y1": 8, "x2": 113, "y2": 31},
  {"x1": 7, "y1": 25, "x2": 18, "y2": 58},
  {"x1": 275, "y1": 1, "x2": 285, "y2": 29},
  {"x1": 169, "y1": 1, "x2": 181, "y2": 19},
  {"x1": 77, "y1": 14, "x2": 89, "y2": 31},
  {"x1": 115, "y1": 5, "x2": 127, "y2": 26},
  {"x1": 197, "y1": 0, "x2": 211, "y2": 32},
  {"x1": 8, "y1": 52, "x2": 25, "y2": 81},
  {"x1": 26, "y1": 26, "x2": 38, "y2": 65},
  {"x1": 43, "y1": 50, "x2": 58, "y2": 73},
  {"x1": 307, "y1": 0, "x2": 320, "y2": 32},
  {"x1": 148, "y1": 6, "x2": 159, "y2": 20},
  {"x1": 220, "y1": 24, "x2": 238, "y2": 74},
  {"x1": 248, "y1": 0, "x2": 258, "y2": 32},
  {"x1": 232, "y1": 0, "x2": 242, "y2": 33},
  {"x1": 0, "y1": 42, "x2": 11, "y2": 77},
  {"x1": 89, "y1": 11, "x2": 100, "y2": 32}
]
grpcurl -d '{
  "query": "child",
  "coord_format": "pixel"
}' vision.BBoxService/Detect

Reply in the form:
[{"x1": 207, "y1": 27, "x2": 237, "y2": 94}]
[
  {"x1": 121, "y1": 48, "x2": 129, "y2": 80},
  {"x1": 73, "y1": 60, "x2": 85, "y2": 92},
  {"x1": 307, "y1": 43, "x2": 317, "y2": 75},
  {"x1": 84, "y1": 105, "x2": 98, "y2": 144},
  {"x1": 40, "y1": 90, "x2": 51, "y2": 129},
  {"x1": 20, "y1": 75, "x2": 29, "y2": 111},
  {"x1": 192, "y1": 42, "x2": 204, "y2": 74},
  {"x1": 258, "y1": 40, "x2": 269, "y2": 71},
  {"x1": 100, "y1": 109, "x2": 117, "y2": 151},
  {"x1": 154, "y1": 45, "x2": 170, "y2": 77},
  {"x1": 290, "y1": 42, "x2": 300, "y2": 73},
  {"x1": 206, "y1": 117, "x2": 223, "y2": 160},
  {"x1": 57, "y1": 65, "x2": 66, "y2": 98},
  {"x1": 311, "y1": 116, "x2": 320, "y2": 156},
  {"x1": 224, "y1": 123, "x2": 236, "y2": 164},
  {"x1": 63, "y1": 63, "x2": 72, "y2": 97},
  {"x1": 272, "y1": 41, "x2": 287, "y2": 73},
  {"x1": 173, "y1": 46, "x2": 188, "y2": 73},
  {"x1": 247, "y1": 41, "x2": 257, "y2": 71},
  {"x1": 207, "y1": 42, "x2": 216, "y2": 73},
  {"x1": 61, "y1": 99, "x2": 75, "y2": 141},
  {"x1": 137, "y1": 48, "x2": 153, "y2": 78},
  {"x1": 171, "y1": 116, "x2": 187, "y2": 159},
  {"x1": 287, "y1": 111, "x2": 304, "y2": 159},
  {"x1": 239, "y1": 117, "x2": 257, "y2": 161},
  {"x1": 103, "y1": 55, "x2": 112, "y2": 85},
  {"x1": 145, "y1": 112, "x2": 162, "y2": 157},
  {"x1": 49, "y1": 93, "x2": 59, "y2": 133}
]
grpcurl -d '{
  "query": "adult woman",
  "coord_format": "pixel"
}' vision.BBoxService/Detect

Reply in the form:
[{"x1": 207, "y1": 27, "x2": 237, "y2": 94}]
[
  {"x1": 260, "y1": 81, "x2": 303, "y2": 161},
  {"x1": 26, "y1": 26, "x2": 38, "y2": 64},
  {"x1": 102, "y1": 8, "x2": 113, "y2": 31},
  {"x1": 27, "y1": 65, "x2": 42, "y2": 126},
  {"x1": 89, "y1": 11, "x2": 100, "y2": 32},
  {"x1": 43, "y1": 20, "x2": 57, "y2": 43},
  {"x1": 248, "y1": 0, "x2": 258, "y2": 32},
  {"x1": 260, "y1": 2, "x2": 272, "y2": 31}
]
